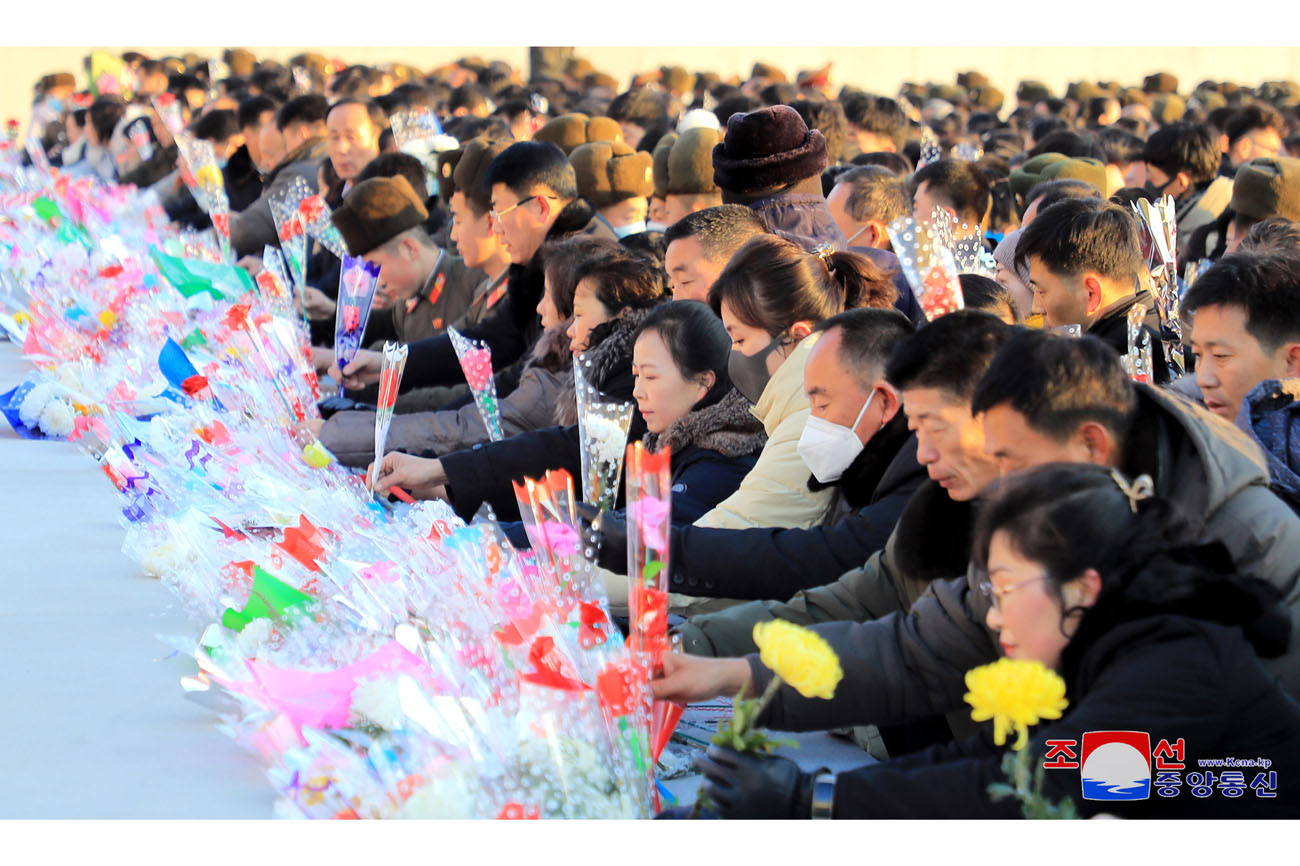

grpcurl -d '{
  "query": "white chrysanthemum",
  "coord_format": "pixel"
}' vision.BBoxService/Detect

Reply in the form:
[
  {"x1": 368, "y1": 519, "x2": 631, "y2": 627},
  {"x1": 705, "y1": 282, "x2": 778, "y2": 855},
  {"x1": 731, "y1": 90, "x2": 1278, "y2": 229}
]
[
  {"x1": 235, "y1": 617, "x2": 275, "y2": 659},
  {"x1": 140, "y1": 540, "x2": 198, "y2": 580},
  {"x1": 18, "y1": 383, "x2": 54, "y2": 427},
  {"x1": 583, "y1": 412, "x2": 631, "y2": 467},
  {"x1": 350, "y1": 675, "x2": 406, "y2": 731},
  {"x1": 513, "y1": 737, "x2": 632, "y2": 819},
  {"x1": 37, "y1": 399, "x2": 75, "y2": 437}
]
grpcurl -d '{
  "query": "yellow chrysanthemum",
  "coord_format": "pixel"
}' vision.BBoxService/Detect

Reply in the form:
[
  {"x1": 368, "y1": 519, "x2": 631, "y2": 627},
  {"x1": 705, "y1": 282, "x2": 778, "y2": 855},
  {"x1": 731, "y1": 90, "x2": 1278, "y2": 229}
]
[
  {"x1": 195, "y1": 164, "x2": 224, "y2": 191},
  {"x1": 964, "y1": 658, "x2": 1068, "y2": 750},
  {"x1": 752, "y1": 620, "x2": 843, "y2": 700}
]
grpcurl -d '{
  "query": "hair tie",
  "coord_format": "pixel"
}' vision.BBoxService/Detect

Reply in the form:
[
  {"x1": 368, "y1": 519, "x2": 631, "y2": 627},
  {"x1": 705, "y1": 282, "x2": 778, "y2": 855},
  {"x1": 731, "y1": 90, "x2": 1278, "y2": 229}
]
[
  {"x1": 1111, "y1": 469, "x2": 1154, "y2": 513},
  {"x1": 813, "y1": 244, "x2": 836, "y2": 274}
]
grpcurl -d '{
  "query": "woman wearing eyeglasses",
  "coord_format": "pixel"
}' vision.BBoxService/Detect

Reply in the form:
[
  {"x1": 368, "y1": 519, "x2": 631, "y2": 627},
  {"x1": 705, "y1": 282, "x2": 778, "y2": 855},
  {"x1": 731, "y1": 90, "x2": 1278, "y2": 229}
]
[{"x1": 654, "y1": 463, "x2": 1300, "y2": 818}]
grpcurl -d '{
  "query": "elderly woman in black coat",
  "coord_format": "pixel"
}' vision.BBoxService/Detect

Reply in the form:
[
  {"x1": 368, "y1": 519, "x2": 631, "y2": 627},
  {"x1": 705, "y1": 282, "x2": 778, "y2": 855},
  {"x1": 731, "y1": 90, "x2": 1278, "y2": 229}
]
[{"x1": 662, "y1": 463, "x2": 1300, "y2": 819}]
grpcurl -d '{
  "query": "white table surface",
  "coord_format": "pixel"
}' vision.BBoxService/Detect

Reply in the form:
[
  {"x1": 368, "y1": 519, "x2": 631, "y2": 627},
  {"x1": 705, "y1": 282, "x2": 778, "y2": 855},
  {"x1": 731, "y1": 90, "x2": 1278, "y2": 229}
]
[
  {"x1": 0, "y1": 339, "x2": 275, "y2": 818},
  {"x1": 0, "y1": 338, "x2": 873, "y2": 818}
]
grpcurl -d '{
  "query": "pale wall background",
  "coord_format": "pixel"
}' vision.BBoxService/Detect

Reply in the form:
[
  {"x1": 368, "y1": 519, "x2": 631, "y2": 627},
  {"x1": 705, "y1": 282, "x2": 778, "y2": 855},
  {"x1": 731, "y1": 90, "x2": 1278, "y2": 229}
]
[{"x1": 6, "y1": 45, "x2": 1300, "y2": 134}]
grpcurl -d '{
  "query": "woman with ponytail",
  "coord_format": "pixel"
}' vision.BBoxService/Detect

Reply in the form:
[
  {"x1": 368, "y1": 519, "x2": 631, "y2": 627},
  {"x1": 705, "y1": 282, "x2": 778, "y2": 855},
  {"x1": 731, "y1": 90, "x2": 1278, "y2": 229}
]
[{"x1": 639, "y1": 234, "x2": 898, "y2": 611}]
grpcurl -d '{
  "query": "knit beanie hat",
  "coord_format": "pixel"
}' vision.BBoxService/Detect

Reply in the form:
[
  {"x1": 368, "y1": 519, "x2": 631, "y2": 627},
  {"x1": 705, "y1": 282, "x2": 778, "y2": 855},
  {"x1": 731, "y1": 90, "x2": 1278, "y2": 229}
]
[
  {"x1": 570, "y1": 140, "x2": 655, "y2": 208},
  {"x1": 993, "y1": 227, "x2": 1028, "y2": 281},
  {"x1": 453, "y1": 137, "x2": 511, "y2": 212},
  {"x1": 1230, "y1": 156, "x2": 1300, "y2": 221},
  {"x1": 712, "y1": 104, "x2": 827, "y2": 195},
  {"x1": 534, "y1": 112, "x2": 622, "y2": 155},
  {"x1": 667, "y1": 127, "x2": 721, "y2": 195},
  {"x1": 332, "y1": 175, "x2": 429, "y2": 257},
  {"x1": 1143, "y1": 72, "x2": 1179, "y2": 94},
  {"x1": 652, "y1": 133, "x2": 677, "y2": 198}
]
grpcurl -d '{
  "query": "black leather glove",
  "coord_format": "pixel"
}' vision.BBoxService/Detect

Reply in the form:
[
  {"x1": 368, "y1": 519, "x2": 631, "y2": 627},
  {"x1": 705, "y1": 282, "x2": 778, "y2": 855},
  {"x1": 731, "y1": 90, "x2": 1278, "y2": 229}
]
[
  {"x1": 316, "y1": 395, "x2": 377, "y2": 419},
  {"x1": 694, "y1": 745, "x2": 816, "y2": 819},
  {"x1": 573, "y1": 502, "x2": 629, "y2": 574}
]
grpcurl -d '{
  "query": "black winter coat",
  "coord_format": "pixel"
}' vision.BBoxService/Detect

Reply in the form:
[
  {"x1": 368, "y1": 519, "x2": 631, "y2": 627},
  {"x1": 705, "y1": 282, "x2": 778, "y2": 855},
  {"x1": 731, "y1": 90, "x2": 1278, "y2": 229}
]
[
  {"x1": 817, "y1": 613, "x2": 1300, "y2": 818},
  {"x1": 500, "y1": 388, "x2": 766, "y2": 547},
  {"x1": 1088, "y1": 289, "x2": 1171, "y2": 385},
  {"x1": 222, "y1": 145, "x2": 264, "y2": 214},
  {"x1": 400, "y1": 199, "x2": 617, "y2": 393},
  {"x1": 665, "y1": 412, "x2": 926, "y2": 599}
]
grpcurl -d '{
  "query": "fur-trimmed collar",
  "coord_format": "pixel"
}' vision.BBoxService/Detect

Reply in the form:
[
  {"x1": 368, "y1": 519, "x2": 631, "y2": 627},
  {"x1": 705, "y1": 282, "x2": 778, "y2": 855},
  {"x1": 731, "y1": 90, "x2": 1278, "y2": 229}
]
[
  {"x1": 643, "y1": 388, "x2": 768, "y2": 458},
  {"x1": 552, "y1": 307, "x2": 651, "y2": 426},
  {"x1": 525, "y1": 322, "x2": 573, "y2": 376},
  {"x1": 549, "y1": 198, "x2": 603, "y2": 240},
  {"x1": 889, "y1": 480, "x2": 976, "y2": 583}
]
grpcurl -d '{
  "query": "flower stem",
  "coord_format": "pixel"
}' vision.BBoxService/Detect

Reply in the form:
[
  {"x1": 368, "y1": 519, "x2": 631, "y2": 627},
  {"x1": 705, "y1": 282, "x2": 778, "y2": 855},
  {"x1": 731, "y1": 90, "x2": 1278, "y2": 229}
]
[{"x1": 750, "y1": 674, "x2": 784, "y2": 726}]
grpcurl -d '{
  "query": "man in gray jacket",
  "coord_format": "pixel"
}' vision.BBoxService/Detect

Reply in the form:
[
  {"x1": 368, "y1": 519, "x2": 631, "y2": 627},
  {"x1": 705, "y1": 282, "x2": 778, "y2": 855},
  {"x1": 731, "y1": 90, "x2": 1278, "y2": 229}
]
[
  {"x1": 229, "y1": 94, "x2": 329, "y2": 258},
  {"x1": 663, "y1": 329, "x2": 1300, "y2": 735}
]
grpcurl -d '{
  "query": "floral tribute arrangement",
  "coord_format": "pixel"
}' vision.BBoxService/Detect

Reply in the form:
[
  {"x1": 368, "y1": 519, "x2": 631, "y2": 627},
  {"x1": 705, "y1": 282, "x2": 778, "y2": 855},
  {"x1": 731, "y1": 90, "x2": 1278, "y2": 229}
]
[
  {"x1": 573, "y1": 356, "x2": 635, "y2": 514},
  {"x1": 0, "y1": 145, "x2": 665, "y2": 820},
  {"x1": 447, "y1": 327, "x2": 503, "y2": 442},
  {"x1": 887, "y1": 214, "x2": 966, "y2": 321}
]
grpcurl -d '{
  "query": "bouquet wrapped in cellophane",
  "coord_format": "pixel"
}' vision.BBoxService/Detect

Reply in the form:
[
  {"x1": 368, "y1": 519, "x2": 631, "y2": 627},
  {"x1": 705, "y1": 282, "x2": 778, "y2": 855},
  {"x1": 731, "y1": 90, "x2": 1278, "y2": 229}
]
[
  {"x1": 1131, "y1": 194, "x2": 1184, "y2": 376},
  {"x1": 887, "y1": 215, "x2": 965, "y2": 321},
  {"x1": 0, "y1": 155, "x2": 666, "y2": 818},
  {"x1": 447, "y1": 327, "x2": 504, "y2": 441},
  {"x1": 573, "y1": 355, "x2": 635, "y2": 513},
  {"x1": 333, "y1": 255, "x2": 381, "y2": 398},
  {"x1": 371, "y1": 342, "x2": 408, "y2": 489}
]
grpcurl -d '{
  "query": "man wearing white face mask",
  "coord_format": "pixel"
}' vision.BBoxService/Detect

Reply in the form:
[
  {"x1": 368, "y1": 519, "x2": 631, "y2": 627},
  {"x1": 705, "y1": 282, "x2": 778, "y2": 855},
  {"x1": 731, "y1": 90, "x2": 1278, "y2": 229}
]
[{"x1": 585, "y1": 308, "x2": 924, "y2": 615}]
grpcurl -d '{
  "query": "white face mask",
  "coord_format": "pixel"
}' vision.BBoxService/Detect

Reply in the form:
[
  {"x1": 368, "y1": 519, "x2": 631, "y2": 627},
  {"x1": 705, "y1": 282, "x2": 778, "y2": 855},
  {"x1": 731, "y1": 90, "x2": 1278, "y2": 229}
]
[
  {"x1": 645, "y1": 220, "x2": 667, "y2": 234},
  {"x1": 613, "y1": 221, "x2": 647, "y2": 239},
  {"x1": 797, "y1": 390, "x2": 876, "y2": 483}
]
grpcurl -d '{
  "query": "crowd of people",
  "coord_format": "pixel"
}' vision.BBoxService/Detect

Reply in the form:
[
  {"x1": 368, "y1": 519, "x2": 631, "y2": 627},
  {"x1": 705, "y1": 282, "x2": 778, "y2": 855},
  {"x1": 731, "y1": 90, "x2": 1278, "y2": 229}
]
[{"x1": 23, "y1": 48, "x2": 1300, "y2": 818}]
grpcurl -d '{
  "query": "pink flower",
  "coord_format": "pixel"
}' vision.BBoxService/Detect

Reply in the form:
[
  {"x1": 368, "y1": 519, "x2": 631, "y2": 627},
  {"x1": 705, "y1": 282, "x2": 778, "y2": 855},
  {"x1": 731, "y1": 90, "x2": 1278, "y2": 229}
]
[
  {"x1": 540, "y1": 521, "x2": 581, "y2": 557},
  {"x1": 629, "y1": 498, "x2": 670, "y2": 552}
]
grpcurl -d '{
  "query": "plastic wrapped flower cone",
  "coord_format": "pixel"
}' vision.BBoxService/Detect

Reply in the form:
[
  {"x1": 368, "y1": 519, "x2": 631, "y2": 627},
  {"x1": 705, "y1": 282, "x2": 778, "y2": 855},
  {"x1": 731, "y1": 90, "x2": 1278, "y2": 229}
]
[
  {"x1": 1119, "y1": 301, "x2": 1154, "y2": 384},
  {"x1": 887, "y1": 215, "x2": 965, "y2": 320},
  {"x1": 333, "y1": 255, "x2": 381, "y2": 398},
  {"x1": 917, "y1": 125, "x2": 942, "y2": 169},
  {"x1": 447, "y1": 327, "x2": 503, "y2": 441},
  {"x1": 371, "y1": 342, "x2": 408, "y2": 489},
  {"x1": 268, "y1": 175, "x2": 315, "y2": 292},
  {"x1": 151, "y1": 93, "x2": 186, "y2": 137},
  {"x1": 573, "y1": 356, "x2": 635, "y2": 513},
  {"x1": 1132, "y1": 195, "x2": 1184, "y2": 375},
  {"x1": 298, "y1": 194, "x2": 349, "y2": 261}
]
